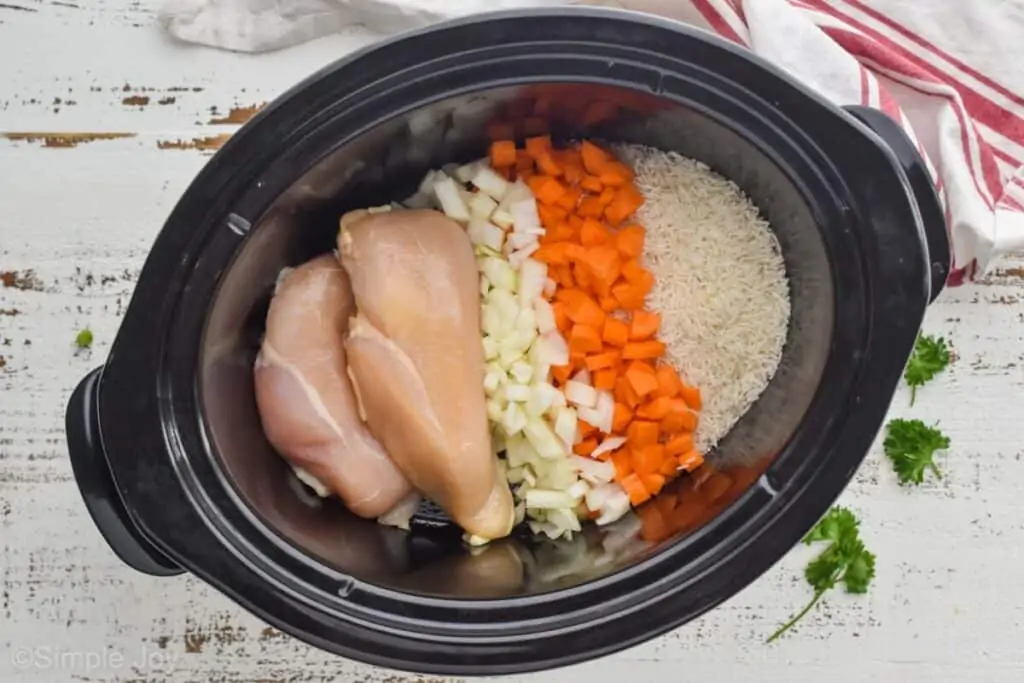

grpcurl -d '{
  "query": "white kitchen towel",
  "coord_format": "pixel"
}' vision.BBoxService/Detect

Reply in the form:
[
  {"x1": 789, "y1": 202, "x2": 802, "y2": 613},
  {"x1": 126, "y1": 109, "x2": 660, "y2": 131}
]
[{"x1": 160, "y1": 0, "x2": 1024, "y2": 282}]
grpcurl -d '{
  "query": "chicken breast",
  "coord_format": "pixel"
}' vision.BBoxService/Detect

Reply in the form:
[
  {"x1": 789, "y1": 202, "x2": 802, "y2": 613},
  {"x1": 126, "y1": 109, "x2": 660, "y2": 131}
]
[
  {"x1": 254, "y1": 253, "x2": 413, "y2": 519},
  {"x1": 338, "y1": 209, "x2": 515, "y2": 541}
]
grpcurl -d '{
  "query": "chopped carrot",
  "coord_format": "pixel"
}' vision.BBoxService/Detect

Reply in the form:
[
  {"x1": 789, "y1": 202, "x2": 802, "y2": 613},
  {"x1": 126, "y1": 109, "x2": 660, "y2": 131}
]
[
  {"x1": 580, "y1": 140, "x2": 612, "y2": 175},
  {"x1": 662, "y1": 399, "x2": 698, "y2": 432},
  {"x1": 615, "y1": 225, "x2": 646, "y2": 258},
  {"x1": 556, "y1": 186, "x2": 582, "y2": 211},
  {"x1": 622, "y1": 340, "x2": 666, "y2": 360},
  {"x1": 542, "y1": 222, "x2": 576, "y2": 244},
  {"x1": 584, "y1": 246, "x2": 622, "y2": 296},
  {"x1": 534, "y1": 176, "x2": 568, "y2": 205},
  {"x1": 660, "y1": 456, "x2": 680, "y2": 477},
  {"x1": 678, "y1": 449, "x2": 705, "y2": 471},
  {"x1": 525, "y1": 135, "x2": 553, "y2": 159},
  {"x1": 563, "y1": 161, "x2": 586, "y2": 184},
  {"x1": 551, "y1": 301, "x2": 570, "y2": 332},
  {"x1": 611, "y1": 282, "x2": 647, "y2": 310},
  {"x1": 537, "y1": 203, "x2": 568, "y2": 228},
  {"x1": 580, "y1": 219, "x2": 610, "y2": 246},
  {"x1": 599, "y1": 161, "x2": 634, "y2": 187},
  {"x1": 680, "y1": 384, "x2": 703, "y2": 410},
  {"x1": 629, "y1": 310, "x2": 661, "y2": 340},
  {"x1": 577, "y1": 196, "x2": 605, "y2": 218},
  {"x1": 515, "y1": 150, "x2": 535, "y2": 173},
  {"x1": 536, "y1": 151, "x2": 563, "y2": 177},
  {"x1": 563, "y1": 292, "x2": 605, "y2": 327},
  {"x1": 593, "y1": 368, "x2": 617, "y2": 391},
  {"x1": 632, "y1": 444, "x2": 665, "y2": 473},
  {"x1": 637, "y1": 396, "x2": 673, "y2": 421},
  {"x1": 598, "y1": 295, "x2": 618, "y2": 312},
  {"x1": 533, "y1": 243, "x2": 571, "y2": 266},
  {"x1": 665, "y1": 433, "x2": 695, "y2": 457},
  {"x1": 579, "y1": 420, "x2": 598, "y2": 439},
  {"x1": 552, "y1": 364, "x2": 573, "y2": 385},
  {"x1": 612, "y1": 450, "x2": 633, "y2": 480},
  {"x1": 621, "y1": 259, "x2": 648, "y2": 284},
  {"x1": 625, "y1": 360, "x2": 658, "y2": 397},
  {"x1": 604, "y1": 184, "x2": 645, "y2": 225},
  {"x1": 655, "y1": 364, "x2": 683, "y2": 398},
  {"x1": 626, "y1": 420, "x2": 659, "y2": 447},
  {"x1": 640, "y1": 472, "x2": 666, "y2": 496},
  {"x1": 569, "y1": 324, "x2": 603, "y2": 354},
  {"x1": 581, "y1": 219, "x2": 610, "y2": 245},
  {"x1": 615, "y1": 376, "x2": 642, "y2": 409},
  {"x1": 620, "y1": 472, "x2": 651, "y2": 505},
  {"x1": 567, "y1": 214, "x2": 584, "y2": 231},
  {"x1": 612, "y1": 403, "x2": 633, "y2": 433},
  {"x1": 602, "y1": 317, "x2": 630, "y2": 347},
  {"x1": 490, "y1": 140, "x2": 517, "y2": 168},
  {"x1": 580, "y1": 175, "x2": 604, "y2": 193},
  {"x1": 597, "y1": 186, "x2": 617, "y2": 206},
  {"x1": 574, "y1": 438, "x2": 599, "y2": 457},
  {"x1": 570, "y1": 352, "x2": 586, "y2": 372},
  {"x1": 586, "y1": 350, "x2": 621, "y2": 371}
]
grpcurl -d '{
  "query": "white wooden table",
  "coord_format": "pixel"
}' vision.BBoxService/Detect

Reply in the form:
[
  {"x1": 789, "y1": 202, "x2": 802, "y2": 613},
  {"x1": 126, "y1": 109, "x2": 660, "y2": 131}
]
[{"x1": 2, "y1": 2, "x2": 1024, "y2": 681}]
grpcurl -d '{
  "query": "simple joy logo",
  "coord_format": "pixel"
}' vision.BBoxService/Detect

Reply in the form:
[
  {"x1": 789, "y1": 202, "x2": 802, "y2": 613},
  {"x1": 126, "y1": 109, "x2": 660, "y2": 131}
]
[{"x1": 9, "y1": 644, "x2": 174, "y2": 673}]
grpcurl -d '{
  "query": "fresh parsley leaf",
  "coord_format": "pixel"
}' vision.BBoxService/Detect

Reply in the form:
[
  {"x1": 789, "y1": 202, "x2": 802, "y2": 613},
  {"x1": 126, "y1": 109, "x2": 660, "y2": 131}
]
[
  {"x1": 767, "y1": 506, "x2": 875, "y2": 643},
  {"x1": 883, "y1": 418, "x2": 950, "y2": 485},
  {"x1": 75, "y1": 328, "x2": 94, "y2": 350},
  {"x1": 904, "y1": 333, "x2": 950, "y2": 405},
  {"x1": 802, "y1": 506, "x2": 858, "y2": 545}
]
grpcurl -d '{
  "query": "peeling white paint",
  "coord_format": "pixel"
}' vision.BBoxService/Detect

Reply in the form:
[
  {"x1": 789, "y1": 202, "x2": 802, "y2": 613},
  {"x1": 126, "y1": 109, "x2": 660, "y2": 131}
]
[{"x1": 2, "y1": 2, "x2": 1024, "y2": 681}]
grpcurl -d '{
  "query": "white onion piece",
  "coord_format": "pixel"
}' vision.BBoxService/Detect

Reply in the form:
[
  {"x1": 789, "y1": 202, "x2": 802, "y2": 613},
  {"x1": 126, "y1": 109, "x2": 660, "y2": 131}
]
[
  {"x1": 468, "y1": 219, "x2": 505, "y2": 252},
  {"x1": 518, "y1": 259, "x2": 548, "y2": 305},
  {"x1": 592, "y1": 436, "x2": 627, "y2": 459},
  {"x1": 573, "y1": 457, "x2": 616, "y2": 485},
  {"x1": 377, "y1": 492, "x2": 422, "y2": 530},
  {"x1": 525, "y1": 489, "x2": 576, "y2": 510},
  {"x1": 564, "y1": 380, "x2": 598, "y2": 409},
  {"x1": 471, "y1": 167, "x2": 510, "y2": 201},
  {"x1": 469, "y1": 193, "x2": 499, "y2": 220},
  {"x1": 593, "y1": 390, "x2": 615, "y2": 435},
  {"x1": 539, "y1": 331, "x2": 570, "y2": 366},
  {"x1": 534, "y1": 298, "x2": 556, "y2": 334},
  {"x1": 553, "y1": 406, "x2": 578, "y2": 447},
  {"x1": 433, "y1": 176, "x2": 471, "y2": 223},
  {"x1": 491, "y1": 208, "x2": 515, "y2": 230}
]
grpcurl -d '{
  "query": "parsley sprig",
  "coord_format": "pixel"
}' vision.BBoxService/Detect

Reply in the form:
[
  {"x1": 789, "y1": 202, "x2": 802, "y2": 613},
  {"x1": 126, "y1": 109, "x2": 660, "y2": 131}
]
[
  {"x1": 883, "y1": 418, "x2": 950, "y2": 485},
  {"x1": 904, "y1": 334, "x2": 950, "y2": 405},
  {"x1": 767, "y1": 507, "x2": 876, "y2": 643}
]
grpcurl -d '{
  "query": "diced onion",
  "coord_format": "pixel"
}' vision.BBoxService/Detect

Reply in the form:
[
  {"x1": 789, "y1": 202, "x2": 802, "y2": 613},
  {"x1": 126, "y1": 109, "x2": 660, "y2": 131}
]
[
  {"x1": 592, "y1": 435, "x2": 627, "y2": 459},
  {"x1": 524, "y1": 416, "x2": 567, "y2": 460},
  {"x1": 471, "y1": 167, "x2": 511, "y2": 201},
  {"x1": 491, "y1": 208, "x2": 515, "y2": 230},
  {"x1": 553, "y1": 406, "x2": 578, "y2": 447},
  {"x1": 573, "y1": 456, "x2": 616, "y2": 485},
  {"x1": 524, "y1": 489, "x2": 576, "y2": 510},
  {"x1": 564, "y1": 380, "x2": 598, "y2": 409},
  {"x1": 467, "y1": 219, "x2": 505, "y2": 252},
  {"x1": 534, "y1": 298, "x2": 556, "y2": 334},
  {"x1": 518, "y1": 259, "x2": 548, "y2": 306},
  {"x1": 433, "y1": 176, "x2": 470, "y2": 223}
]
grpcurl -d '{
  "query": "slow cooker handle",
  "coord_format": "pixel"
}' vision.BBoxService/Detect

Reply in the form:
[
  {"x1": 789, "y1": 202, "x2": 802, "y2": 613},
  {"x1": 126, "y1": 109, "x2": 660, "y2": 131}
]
[
  {"x1": 842, "y1": 105, "x2": 951, "y2": 303},
  {"x1": 66, "y1": 367, "x2": 184, "y2": 577}
]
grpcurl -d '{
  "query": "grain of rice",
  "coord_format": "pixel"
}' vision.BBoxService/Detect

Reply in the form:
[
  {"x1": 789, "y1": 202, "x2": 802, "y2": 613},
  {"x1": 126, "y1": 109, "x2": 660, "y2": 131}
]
[{"x1": 615, "y1": 145, "x2": 791, "y2": 453}]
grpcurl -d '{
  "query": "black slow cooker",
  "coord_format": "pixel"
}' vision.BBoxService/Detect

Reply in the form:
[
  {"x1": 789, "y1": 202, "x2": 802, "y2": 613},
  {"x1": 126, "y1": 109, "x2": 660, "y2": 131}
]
[{"x1": 65, "y1": 8, "x2": 950, "y2": 675}]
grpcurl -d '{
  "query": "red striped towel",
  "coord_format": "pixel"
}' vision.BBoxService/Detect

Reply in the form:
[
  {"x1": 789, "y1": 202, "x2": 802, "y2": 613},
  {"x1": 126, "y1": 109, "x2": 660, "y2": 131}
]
[
  {"x1": 163, "y1": 0, "x2": 1024, "y2": 281},
  {"x1": 630, "y1": 0, "x2": 1024, "y2": 283}
]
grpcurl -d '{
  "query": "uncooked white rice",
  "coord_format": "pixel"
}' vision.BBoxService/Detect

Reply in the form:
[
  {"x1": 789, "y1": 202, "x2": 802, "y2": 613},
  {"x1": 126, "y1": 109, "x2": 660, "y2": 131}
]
[{"x1": 615, "y1": 145, "x2": 791, "y2": 454}]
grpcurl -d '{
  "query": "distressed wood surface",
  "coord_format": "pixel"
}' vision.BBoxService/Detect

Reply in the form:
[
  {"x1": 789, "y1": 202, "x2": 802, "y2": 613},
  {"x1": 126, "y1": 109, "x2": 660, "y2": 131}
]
[{"x1": 2, "y1": 2, "x2": 1024, "y2": 682}]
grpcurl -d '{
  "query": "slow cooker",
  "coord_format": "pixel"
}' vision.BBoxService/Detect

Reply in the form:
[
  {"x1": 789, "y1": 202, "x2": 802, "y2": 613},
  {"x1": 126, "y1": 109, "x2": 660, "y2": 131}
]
[{"x1": 65, "y1": 8, "x2": 950, "y2": 675}]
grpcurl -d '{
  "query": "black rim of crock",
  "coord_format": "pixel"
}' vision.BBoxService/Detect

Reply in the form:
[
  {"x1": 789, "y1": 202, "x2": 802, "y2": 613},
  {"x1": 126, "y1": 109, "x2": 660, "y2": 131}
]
[{"x1": 93, "y1": 8, "x2": 929, "y2": 674}]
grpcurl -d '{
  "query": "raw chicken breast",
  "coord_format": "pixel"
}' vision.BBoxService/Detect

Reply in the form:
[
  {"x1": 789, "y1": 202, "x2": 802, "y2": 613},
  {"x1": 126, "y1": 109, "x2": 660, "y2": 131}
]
[
  {"x1": 254, "y1": 253, "x2": 413, "y2": 519},
  {"x1": 338, "y1": 209, "x2": 515, "y2": 541}
]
